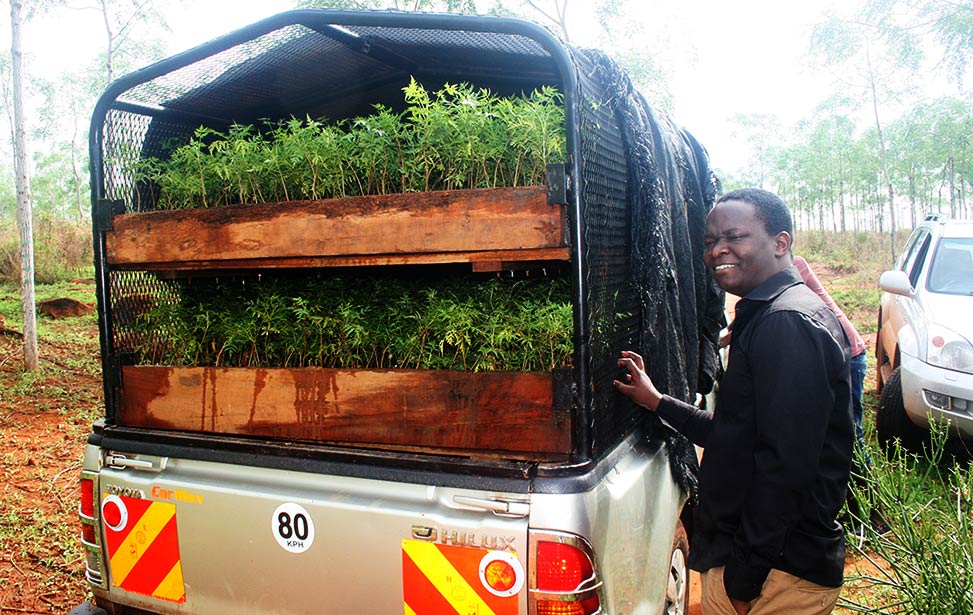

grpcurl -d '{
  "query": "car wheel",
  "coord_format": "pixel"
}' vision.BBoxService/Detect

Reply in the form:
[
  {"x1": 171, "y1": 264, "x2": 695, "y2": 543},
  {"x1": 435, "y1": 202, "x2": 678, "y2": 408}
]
[
  {"x1": 876, "y1": 367, "x2": 926, "y2": 454},
  {"x1": 664, "y1": 522, "x2": 690, "y2": 615}
]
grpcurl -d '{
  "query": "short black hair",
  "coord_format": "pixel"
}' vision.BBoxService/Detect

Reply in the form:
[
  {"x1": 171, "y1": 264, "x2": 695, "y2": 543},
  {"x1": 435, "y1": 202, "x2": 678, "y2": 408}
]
[{"x1": 716, "y1": 188, "x2": 793, "y2": 237}]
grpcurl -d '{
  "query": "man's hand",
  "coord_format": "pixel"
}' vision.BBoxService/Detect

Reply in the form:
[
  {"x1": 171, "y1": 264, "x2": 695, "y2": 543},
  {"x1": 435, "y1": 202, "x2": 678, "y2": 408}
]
[
  {"x1": 729, "y1": 597, "x2": 751, "y2": 615},
  {"x1": 613, "y1": 350, "x2": 662, "y2": 411}
]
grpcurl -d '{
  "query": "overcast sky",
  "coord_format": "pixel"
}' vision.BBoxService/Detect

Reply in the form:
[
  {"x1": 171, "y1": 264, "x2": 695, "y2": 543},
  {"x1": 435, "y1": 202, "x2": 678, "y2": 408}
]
[{"x1": 4, "y1": 0, "x2": 940, "y2": 174}]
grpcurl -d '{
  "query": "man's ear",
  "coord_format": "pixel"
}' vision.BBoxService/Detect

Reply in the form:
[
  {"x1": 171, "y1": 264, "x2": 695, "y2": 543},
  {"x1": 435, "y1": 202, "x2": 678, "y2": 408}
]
[{"x1": 774, "y1": 231, "x2": 792, "y2": 256}]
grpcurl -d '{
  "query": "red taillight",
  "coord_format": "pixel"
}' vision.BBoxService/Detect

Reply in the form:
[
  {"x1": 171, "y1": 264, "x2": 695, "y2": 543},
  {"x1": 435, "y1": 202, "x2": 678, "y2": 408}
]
[
  {"x1": 535, "y1": 539, "x2": 601, "y2": 615},
  {"x1": 80, "y1": 478, "x2": 96, "y2": 543},
  {"x1": 80, "y1": 478, "x2": 94, "y2": 517},
  {"x1": 537, "y1": 541, "x2": 593, "y2": 591}
]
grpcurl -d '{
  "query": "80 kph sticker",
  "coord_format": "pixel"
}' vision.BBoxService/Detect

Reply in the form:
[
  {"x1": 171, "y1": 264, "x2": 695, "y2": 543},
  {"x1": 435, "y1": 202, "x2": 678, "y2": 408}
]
[{"x1": 272, "y1": 503, "x2": 315, "y2": 553}]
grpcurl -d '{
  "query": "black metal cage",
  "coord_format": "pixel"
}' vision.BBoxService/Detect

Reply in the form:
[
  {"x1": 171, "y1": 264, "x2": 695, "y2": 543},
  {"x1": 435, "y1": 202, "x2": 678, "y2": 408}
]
[{"x1": 90, "y1": 9, "x2": 721, "y2": 472}]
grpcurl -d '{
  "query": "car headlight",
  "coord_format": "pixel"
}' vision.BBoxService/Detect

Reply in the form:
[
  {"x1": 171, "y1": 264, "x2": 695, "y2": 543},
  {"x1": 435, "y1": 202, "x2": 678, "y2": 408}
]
[{"x1": 925, "y1": 323, "x2": 973, "y2": 374}]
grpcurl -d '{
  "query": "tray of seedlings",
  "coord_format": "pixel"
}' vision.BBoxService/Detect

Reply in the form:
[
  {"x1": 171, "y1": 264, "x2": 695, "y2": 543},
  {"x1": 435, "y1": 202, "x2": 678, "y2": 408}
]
[
  {"x1": 105, "y1": 81, "x2": 575, "y2": 459},
  {"x1": 106, "y1": 80, "x2": 570, "y2": 273}
]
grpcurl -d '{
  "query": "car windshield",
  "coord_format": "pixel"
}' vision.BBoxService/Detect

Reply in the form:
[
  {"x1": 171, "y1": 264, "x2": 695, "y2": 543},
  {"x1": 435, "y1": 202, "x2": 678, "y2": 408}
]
[{"x1": 927, "y1": 238, "x2": 973, "y2": 294}]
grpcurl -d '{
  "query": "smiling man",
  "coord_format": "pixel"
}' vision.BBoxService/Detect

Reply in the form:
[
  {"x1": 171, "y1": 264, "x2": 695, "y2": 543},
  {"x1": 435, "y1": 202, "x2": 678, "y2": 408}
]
[{"x1": 615, "y1": 188, "x2": 854, "y2": 615}]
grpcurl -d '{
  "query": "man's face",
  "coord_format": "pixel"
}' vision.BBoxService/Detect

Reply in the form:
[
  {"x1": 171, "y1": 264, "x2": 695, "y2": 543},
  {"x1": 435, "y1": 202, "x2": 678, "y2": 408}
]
[{"x1": 703, "y1": 199, "x2": 790, "y2": 296}]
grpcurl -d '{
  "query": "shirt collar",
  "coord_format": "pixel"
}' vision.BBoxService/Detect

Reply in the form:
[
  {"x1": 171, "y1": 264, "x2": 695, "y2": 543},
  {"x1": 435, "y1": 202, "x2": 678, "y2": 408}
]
[{"x1": 742, "y1": 265, "x2": 803, "y2": 303}]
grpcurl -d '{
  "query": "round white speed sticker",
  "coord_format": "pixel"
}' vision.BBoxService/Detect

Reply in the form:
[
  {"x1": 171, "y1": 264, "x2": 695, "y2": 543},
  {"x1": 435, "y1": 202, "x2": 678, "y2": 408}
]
[{"x1": 271, "y1": 503, "x2": 315, "y2": 553}]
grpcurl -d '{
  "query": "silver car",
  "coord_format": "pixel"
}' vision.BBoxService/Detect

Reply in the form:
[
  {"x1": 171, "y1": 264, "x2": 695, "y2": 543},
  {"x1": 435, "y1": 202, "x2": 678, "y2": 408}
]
[{"x1": 876, "y1": 215, "x2": 973, "y2": 451}]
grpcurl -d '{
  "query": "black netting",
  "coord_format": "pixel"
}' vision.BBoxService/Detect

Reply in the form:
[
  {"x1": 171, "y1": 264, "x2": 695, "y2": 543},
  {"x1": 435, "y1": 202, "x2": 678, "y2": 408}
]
[{"x1": 573, "y1": 49, "x2": 723, "y2": 501}]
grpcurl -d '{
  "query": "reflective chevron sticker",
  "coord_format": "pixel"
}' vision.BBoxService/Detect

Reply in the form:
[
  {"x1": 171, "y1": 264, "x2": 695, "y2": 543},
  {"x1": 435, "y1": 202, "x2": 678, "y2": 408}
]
[
  {"x1": 402, "y1": 539, "x2": 520, "y2": 615},
  {"x1": 102, "y1": 495, "x2": 186, "y2": 603}
]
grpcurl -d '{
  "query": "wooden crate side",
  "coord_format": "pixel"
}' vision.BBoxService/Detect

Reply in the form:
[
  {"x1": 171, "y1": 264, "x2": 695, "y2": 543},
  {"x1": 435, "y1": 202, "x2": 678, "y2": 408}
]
[
  {"x1": 119, "y1": 366, "x2": 572, "y2": 455},
  {"x1": 106, "y1": 186, "x2": 566, "y2": 268},
  {"x1": 128, "y1": 247, "x2": 571, "y2": 273}
]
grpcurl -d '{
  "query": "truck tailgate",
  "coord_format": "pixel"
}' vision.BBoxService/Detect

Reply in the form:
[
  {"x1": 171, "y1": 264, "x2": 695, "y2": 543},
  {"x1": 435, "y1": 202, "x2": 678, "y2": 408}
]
[{"x1": 93, "y1": 451, "x2": 530, "y2": 615}]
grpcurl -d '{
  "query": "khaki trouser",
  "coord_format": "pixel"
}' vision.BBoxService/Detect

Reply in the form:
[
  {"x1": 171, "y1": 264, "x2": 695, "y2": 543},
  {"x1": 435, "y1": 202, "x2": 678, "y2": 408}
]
[{"x1": 700, "y1": 566, "x2": 841, "y2": 615}]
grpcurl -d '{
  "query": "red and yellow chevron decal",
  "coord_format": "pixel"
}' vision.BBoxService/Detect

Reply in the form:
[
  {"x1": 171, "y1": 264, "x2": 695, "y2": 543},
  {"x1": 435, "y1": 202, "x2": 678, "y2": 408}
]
[
  {"x1": 402, "y1": 539, "x2": 519, "y2": 615},
  {"x1": 103, "y1": 495, "x2": 186, "y2": 603}
]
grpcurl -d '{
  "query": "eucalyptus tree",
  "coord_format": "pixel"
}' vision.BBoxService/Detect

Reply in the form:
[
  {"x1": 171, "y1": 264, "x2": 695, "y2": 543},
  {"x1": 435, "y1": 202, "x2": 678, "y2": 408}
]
[
  {"x1": 925, "y1": 98, "x2": 973, "y2": 218},
  {"x1": 888, "y1": 101, "x2": 934, "y2": 225},
  {"x1": 866, "y1": 0, "x2": 973, "y2": 92},
  {"x1": 810, "y1": 11, "x2": 923, "y2": 257},
  {"x1": 8, "y1": 0, "x2": 37, "y2": 370},
  {"x1": 727, "y1": 113, "x2": 781, "y2": 189},
  {"x1": 58, "y1": 0, "x2": 172, "y2": 84},
  {"x1": 846, "y1": 128, "x2": 883, "y2": 231}
]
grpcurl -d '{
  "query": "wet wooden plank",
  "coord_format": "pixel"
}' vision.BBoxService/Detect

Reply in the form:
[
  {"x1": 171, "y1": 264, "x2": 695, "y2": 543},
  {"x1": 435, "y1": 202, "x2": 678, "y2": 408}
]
[
  {"x1": 118, "y1": 366, "x2": 572, "y2": 456},
  {"x1": 106, "y1": 186, "x2": 567, "y2": 269},
  {"x1": 128, "y1": 247, "x2": 571, "y2": 273}
]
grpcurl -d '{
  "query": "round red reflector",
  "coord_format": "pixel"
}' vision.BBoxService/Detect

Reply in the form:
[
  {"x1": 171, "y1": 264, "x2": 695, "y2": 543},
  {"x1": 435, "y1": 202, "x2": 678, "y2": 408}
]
[
  {"x1": 933, "y1": 336, "x2": 945, "y2": 348},
  {"x1": 484, "y1": 559, "x2": 517, "y2": 592},
  {"x1": 101, "y1": 495, "x2": 128, "y2": 531},
  {"x1": 478, "y1": 551, "x2": 524, "y2": 598}
]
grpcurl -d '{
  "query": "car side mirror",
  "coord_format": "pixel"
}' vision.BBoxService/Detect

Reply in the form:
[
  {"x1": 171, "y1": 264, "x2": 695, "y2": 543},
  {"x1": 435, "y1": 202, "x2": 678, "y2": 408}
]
[{"x1": 879, "y1": 269, "x2": 915, "y2": 298}]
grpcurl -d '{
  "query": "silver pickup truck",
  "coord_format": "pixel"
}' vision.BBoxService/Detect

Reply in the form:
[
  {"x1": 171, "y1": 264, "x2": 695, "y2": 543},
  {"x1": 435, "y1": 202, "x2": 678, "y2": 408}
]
[{"x1": 70, "y1": 9, "x2": 721, "y2": 615}]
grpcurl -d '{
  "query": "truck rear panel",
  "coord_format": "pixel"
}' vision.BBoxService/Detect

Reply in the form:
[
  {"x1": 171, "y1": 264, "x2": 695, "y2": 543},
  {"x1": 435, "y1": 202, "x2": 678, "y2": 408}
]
[{"x1": 82, "y1": 444, "x2": 531, "y2": 615}]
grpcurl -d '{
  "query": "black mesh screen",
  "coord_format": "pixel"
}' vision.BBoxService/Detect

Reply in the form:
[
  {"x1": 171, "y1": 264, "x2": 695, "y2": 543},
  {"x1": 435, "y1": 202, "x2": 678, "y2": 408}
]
[{"x1": 572, "y1": 50, "x2": 723, "y2": 493}]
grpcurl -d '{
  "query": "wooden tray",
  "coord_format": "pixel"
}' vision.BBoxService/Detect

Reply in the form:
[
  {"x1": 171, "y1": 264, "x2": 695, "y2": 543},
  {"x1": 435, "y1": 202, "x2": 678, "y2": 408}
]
[
  {"x1": 118, "y1": 366, "x2": 573, "y2": 456},
  {"x1": 105, "y1": 186, "x2": 569, "y2": 271}
]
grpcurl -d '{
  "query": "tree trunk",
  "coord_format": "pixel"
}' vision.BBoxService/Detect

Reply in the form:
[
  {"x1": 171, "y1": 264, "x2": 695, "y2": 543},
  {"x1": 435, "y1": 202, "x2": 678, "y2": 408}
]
[
  {"x1": 818, "y1": 193, "x2": 825, "y2": 231},
  {"x1": 909, "y1": 165, "x2": 916, "y2": 228},
  {"x1": 99, "y1": 0, "x2": 115, "y2": 83},
  {"x1": 839, "y1": 177, "x2": 847, "y2": 233},
  {"x1": 867, "y1": 50, "x2": 896, "y2": 259},
  {"x1": 9, "y1": 0, "x2": 38, "y2": 371},
  {"x1": 948, "y1": 153, "x2": 956, "y2": 218}
]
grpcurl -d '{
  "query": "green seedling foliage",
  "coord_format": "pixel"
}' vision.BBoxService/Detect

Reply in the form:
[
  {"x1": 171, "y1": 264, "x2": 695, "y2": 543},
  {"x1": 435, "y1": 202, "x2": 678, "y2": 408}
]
[
  {"x1": 842, "y1": 423, "x2": 973, "y2": 614},
  {"x1": 133, "y1": 274, "x2": 572, "y2": 372},
  {"x1": 136, "y1": 79, "x2": 566, "y2": 208}
]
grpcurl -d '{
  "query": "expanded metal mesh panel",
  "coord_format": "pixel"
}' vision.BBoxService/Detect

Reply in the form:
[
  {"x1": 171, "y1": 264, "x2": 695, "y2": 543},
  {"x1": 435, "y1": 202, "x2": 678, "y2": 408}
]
[
  {"x1": 121, "y1": 25, "x2": 310, "y2": 110},
  {"x1": 347, "y1": 24, "x2": 550, "y2": 57},
  {"x1": 346, "y1": 25, "x2": 554, "y2": 78},
  {"x1": 101, "y1": 109, "x2": 198, "y2": 212},
  {"x1": 160, "y1": 29, "x2": 403, "y2": 124},
  {"x1": 108, "y1": 271, "x2": 181, "y2": 356}
]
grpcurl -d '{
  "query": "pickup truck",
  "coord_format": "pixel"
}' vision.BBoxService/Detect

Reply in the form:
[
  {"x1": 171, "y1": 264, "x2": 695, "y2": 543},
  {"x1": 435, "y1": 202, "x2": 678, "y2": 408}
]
[{"x1": 70, "y1": 9, "x2": 722, "y2": 615}]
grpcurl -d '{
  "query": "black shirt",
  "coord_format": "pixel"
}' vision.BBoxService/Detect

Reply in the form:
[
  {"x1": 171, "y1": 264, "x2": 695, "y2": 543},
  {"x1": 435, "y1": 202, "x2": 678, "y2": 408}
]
[{"x1": 657, "y1": 266, "x2": 853, "y2": 602}]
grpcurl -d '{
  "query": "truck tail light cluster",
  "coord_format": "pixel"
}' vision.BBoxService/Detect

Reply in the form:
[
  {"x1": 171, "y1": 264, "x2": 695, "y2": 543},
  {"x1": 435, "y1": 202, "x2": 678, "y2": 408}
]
[
  {"x1": 529, "y1": 531, "x2": 602, "y2": 615},
  {"x1": 79, "y1": 472, "x2": 107, "y2": 588}
]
